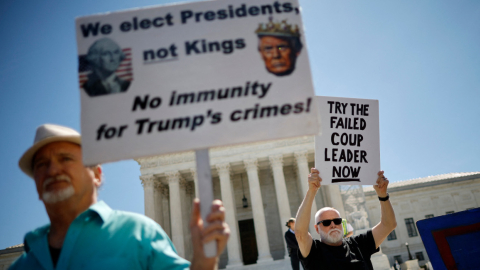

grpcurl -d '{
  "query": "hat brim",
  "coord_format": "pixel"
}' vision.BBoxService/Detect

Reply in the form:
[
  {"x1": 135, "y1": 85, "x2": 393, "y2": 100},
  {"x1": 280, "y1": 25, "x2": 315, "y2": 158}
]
[{"x1": 19, "y1": 135, "x2": 81, "y2": 179}]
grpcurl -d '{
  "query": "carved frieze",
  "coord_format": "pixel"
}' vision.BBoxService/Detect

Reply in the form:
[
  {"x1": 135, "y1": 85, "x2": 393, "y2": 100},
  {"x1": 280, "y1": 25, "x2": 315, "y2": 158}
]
[
  {"x1": 161, "y1": 185, "x2": 170, "y2": 198},
  {"x1": 140, "y1": 175, "x2": 156, "y2": 187},
  {"x1": 294, "y1": 150, "x2": 308, "y2": 163},
  {"x1": 269, "y1": 154, "x2": 283, "y2": 168},
  {"x1": 216, "y1": 163, "x2": 231, "y2": 176},
  {"x1": 166, "y1": 171, "x2": 181, "y2": 184},
  {"x1": 244, "y1": 159, "x2": 258, "y2": 172},
  {"x1": 186, "y1": 182, "x2": 194, "y2": 195}
]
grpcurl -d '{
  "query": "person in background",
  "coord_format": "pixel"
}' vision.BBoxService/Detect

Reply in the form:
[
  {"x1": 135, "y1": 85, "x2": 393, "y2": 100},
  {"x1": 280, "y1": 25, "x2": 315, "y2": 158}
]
[
  {"x1": 284, "y1": 218, "x2": 300, "y2": 270},
  {"x1": 343, "y1": 219, "x2": 354, "y2": 238}
]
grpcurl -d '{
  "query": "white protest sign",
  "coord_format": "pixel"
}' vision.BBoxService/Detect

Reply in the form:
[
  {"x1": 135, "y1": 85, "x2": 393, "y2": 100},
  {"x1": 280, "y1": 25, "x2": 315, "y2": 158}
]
[
  {"x1": 76, "y1": 0, "x2": 319, "y2": 166},
  {"x1": 315, "y1": 96, "x2": 380, "y2": 185}
]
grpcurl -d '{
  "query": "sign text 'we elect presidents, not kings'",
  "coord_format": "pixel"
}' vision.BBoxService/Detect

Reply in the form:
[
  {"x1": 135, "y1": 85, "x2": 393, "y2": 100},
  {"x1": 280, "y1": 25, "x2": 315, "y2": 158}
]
[{"x1": 76, "y1": 0, "x2": 319, "y2": 165}]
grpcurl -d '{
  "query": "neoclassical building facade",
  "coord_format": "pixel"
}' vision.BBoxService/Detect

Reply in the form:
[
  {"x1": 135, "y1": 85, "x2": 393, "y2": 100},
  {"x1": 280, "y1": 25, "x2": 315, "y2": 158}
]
[
  {"x1": 364, "y1": 172, "x2": 480, "y2": 267},
  {"x1": 0, "y1": 244, "x2": 23, "y2": 270},
  {"x1": 136, "y1": 136, "x2": 480, "y2": 269},
  {"x1": 137, "y1": 136, "x2": 350, "y2": 269}
]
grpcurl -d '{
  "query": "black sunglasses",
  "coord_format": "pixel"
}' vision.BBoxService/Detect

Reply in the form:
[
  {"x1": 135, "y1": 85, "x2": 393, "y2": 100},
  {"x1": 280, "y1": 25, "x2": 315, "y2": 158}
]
[{"x1": 316, "y1": 218, "x2": 342, "y2": 226}]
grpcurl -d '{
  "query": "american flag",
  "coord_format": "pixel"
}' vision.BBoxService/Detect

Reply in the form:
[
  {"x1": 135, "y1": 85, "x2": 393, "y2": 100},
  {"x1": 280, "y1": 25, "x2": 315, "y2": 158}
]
[{"x1": 78, "y1": 48, "x2": 133, "y2": 88}]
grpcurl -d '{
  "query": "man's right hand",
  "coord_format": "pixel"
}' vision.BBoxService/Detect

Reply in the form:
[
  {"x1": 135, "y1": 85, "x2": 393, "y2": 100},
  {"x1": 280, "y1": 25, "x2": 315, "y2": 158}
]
[
  {"x1": 190, "y1": 199, "x2": 230, "y2": 270},
  {"x1": 308, "y1": 168, "x2": 322, "y2": 192}
]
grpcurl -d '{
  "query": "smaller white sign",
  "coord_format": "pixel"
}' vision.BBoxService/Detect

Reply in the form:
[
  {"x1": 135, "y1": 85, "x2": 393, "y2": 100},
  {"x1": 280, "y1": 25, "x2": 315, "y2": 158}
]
[{"x1": 315, "y1": 96, "x2": 380, "y2": 185}]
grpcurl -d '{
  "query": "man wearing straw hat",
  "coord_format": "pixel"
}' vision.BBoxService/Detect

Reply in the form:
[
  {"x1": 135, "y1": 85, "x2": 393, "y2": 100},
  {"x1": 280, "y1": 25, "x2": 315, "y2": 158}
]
[{"x1": 11, "y1": 124, "x2": 229, "y2": 270}]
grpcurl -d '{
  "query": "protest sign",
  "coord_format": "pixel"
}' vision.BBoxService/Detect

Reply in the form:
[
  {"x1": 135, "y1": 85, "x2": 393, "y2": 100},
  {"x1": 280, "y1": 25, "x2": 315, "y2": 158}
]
[
  {"x1": 315, "y1": 96, "x2": 380, "y2": 185},
  {"x1": 417, "y1": 208, "x2": 480, "y2": 270},
  {"x1": 75, "y1": 0, "x2": 319, "y2": 166}
]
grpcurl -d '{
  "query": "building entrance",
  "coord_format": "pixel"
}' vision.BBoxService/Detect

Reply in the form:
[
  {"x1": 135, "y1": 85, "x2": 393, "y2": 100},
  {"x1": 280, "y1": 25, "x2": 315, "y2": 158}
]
[{"x1": 238, "y1": 219, "x2": 258, "y2": 265}]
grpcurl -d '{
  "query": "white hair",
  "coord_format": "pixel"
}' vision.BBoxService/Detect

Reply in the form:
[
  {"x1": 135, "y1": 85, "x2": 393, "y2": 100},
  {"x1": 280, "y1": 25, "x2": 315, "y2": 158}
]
[
  {"x1": 42, "y1": 175, "x2": 75, "y2": 204},
  {"x1": 43, "y1": 185, "x2": 75, "y2": 204},
  {"x1": 86, "y1": 38, "x2": 125, "y2": 69},
  {"x1": 319, "y1": 228, "x2": 343, "y2": 244},
  {"x1": 314, "y1": 207, "x2": 341, "y2": 223}
]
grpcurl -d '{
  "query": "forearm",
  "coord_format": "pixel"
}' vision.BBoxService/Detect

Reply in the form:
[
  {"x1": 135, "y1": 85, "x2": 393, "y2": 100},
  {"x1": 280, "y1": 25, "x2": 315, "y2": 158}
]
[
  {"x1": 295, "y1": 189, "x2": 317, "y2": 235},
  {"x1": 372, "y1": 171, "x2": 396, "y2": 247},
  {"x1": 379, "y1": 199, "x2": 396, "y2": 230}
]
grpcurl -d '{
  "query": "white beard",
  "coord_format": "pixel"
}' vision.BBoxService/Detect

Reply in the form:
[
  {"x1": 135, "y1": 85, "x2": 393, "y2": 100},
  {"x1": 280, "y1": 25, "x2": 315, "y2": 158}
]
[
  {"x1": 42, "y1": 175, "x2": 75, "y2": 204},
  {"x1": 319, "y1": 228, "x2": 343, "y2": 244}
]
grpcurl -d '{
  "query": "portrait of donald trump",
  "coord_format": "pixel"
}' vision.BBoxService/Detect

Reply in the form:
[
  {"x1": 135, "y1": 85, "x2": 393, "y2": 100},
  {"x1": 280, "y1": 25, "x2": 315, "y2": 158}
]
[{"x1": 255, "y1": 18, "x2": 303, "y2": 77}]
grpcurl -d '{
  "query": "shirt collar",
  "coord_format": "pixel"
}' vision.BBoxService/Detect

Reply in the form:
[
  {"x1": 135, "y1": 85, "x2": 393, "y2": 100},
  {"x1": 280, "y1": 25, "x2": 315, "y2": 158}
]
[
  {"x1": 87, "y1": 200, "x2": 113, "y2": 223},
  {"x1": 24, "y1": 201, "x2": 113, "y2": 248},
  {"x1": 22, "y1": 201, "x2": 112, "y2": 269},
  {"x1": 289, "y1": 228, "x2": 295, "y2": 234}
]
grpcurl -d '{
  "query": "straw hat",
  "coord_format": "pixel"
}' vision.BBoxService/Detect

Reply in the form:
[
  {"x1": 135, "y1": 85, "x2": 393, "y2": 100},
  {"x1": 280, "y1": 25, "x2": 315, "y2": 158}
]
[{"x1": 19, "y1": 124, "x2": 81, "y2": 178}]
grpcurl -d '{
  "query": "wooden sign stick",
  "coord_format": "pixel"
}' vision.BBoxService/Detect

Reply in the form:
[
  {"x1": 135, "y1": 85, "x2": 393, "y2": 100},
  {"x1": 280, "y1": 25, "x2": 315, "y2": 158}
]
[{"x1": 195, "y1": 149, "x2": 217, "y2": 257}]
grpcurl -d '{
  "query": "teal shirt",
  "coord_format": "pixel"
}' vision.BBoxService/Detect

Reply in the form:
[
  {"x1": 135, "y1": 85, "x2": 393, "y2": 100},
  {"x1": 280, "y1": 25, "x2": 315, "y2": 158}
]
[{"x1": 9, "y1": 201, "x2": 190, "y2": 270}]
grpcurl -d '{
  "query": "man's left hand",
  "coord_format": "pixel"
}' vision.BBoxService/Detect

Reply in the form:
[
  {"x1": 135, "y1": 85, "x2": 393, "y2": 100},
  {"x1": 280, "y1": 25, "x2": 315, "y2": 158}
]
[{"x1": 373, "y1": 170, "x2": 389, "y2": 198}]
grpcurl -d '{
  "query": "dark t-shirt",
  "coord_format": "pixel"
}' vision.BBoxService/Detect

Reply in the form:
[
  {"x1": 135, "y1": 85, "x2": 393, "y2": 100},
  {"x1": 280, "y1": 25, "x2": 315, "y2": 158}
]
[
  {"x1": 49, "y1": 245, "x2": 61, "y2": 268},
  {"x1": 299, "y1": 230, "x2": 379, "y2": 270}
]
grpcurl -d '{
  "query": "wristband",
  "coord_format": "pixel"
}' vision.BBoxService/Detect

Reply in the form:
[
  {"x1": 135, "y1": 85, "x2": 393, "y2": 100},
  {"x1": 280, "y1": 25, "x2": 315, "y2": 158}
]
[{"x1": 378, "y1": 193, "x2": 389, "y2": 201}]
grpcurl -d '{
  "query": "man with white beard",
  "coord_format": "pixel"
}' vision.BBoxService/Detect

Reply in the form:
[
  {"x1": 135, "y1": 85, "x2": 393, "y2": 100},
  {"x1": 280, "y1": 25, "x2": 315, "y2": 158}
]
[
  {"x1": 11, "y1": 124, "x2": 229, "y2": 270},
  {"x1": 295, "y1": 168, "x2": 396, "y2": 270}
]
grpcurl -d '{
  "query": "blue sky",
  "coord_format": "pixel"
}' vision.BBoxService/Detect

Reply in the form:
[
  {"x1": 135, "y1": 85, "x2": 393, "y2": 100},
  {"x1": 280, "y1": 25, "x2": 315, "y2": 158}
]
[{"x1": 1, "y1": 0, "x2": 479, "y2": 249}]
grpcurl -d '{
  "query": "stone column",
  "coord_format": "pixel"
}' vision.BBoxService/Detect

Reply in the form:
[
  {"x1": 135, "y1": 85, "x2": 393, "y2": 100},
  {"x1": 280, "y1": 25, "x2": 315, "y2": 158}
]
[
  {"x1": 186, "y1": 182, "x2": 195, "y2": 197},
  {"x1": 153, "y1": 181, "x2": 164, "y2": 226},
  {"x1": 294, "y1": 151, "x2": 317, "y2": 234},
  {"x1": 161, "y1": 185, "x2": 171, "y2": 238},
  {"x1": 166, "y1": 171, "x2": 185, "y2": 258},
  {"x1": 185, "y1": 182, "x2": 195, "y2": 259},
  {"x1": 244, "y1": 159, "x2": 273, "y2": 263},
  {"x1": 269, "y1": 154, "x2": 292, "y2": 259},
  {"x1": 140, "y1": 175, "x2": 155, "y2": 220},
  {"x1": 179, "y1": 179, "x2": 193, "y2": 260},
  {"x1": 190, "y1": 168, "x2": 199, "y2": 199},
  {"x1": 216, "y1": 163, "x2": 243, "y2": 267}
]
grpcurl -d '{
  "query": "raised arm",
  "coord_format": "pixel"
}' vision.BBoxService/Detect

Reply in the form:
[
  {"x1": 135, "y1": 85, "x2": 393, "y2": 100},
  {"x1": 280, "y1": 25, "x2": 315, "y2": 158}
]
[
  {"x1": 371, "y1": 171, "x2": 397, "y2": 249},
  {"x1": 295, "y1": 168, "x2": 321, "y2": 258}
]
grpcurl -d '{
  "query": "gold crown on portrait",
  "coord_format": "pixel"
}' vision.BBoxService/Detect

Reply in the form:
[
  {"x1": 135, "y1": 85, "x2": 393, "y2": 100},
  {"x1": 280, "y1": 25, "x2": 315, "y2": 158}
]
[{"x1": 255, "y1": 18, "x2": 300, "y2": 38}]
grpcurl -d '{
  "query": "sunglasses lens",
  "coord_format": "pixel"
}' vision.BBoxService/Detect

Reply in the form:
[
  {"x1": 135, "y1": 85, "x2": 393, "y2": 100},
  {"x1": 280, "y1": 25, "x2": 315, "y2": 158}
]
[
  {"x1": 318, "y1": 218, "x2": 343, "y2": 226},
  {"x1": 319, "y1": 219, "x2": 342, "y2": 226}
]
